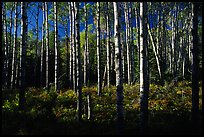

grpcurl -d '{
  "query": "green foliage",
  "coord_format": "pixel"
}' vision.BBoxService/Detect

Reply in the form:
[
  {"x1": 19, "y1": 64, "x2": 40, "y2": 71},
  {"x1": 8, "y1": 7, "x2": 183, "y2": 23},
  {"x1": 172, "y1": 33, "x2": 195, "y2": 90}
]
[{"x1": 2, "y1": 80, "x2": 202, "y2": 134}]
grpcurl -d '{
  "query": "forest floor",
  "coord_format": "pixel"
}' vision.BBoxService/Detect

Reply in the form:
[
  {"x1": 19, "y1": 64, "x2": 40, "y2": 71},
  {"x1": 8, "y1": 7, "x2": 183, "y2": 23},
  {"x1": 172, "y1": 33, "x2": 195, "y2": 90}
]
[{"x1": 2, "y1": 80, "x2": 203, "y2": 135}]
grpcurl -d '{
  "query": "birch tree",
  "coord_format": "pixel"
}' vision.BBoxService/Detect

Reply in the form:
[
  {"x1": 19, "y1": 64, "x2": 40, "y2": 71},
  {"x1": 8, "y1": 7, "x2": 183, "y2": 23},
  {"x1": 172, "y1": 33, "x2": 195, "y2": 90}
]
[
  {"x1": 106, "y1": 2, "x2": 110, "y2": 87},
  {"x1": 19, "y1": 2, "x2": 27, "y2": 111},
  {"x1": 40, "y1": 2, "x2": 45, "y2": 86},
  {"x1": 54, "y1": 2, "x2": 58, "y2": 91},
  {"x1": 68, "y1": 2, "x2": 73, "y2": 89},
  {"x1": 97, "y1": 2, "x2": 102, "y2": 96},
  {"x1": 139, "y1": 2, "x2": 149, "y2": 132},
  {"x1": 11, "y1": 2, "x2": 18, "y2": 89},
  {"x1": 45, "y1": 2, "x2": 49, "y2": 89},
  {"x1": 75, "y1": 2, "x2": 82, "y2": 121},
  {"x1": 191, "y1": 2, "x2": 199, "y2": 122},
  {"x1": 113, "y1": 2, "x2": 124, "y2": 134},
  {"x1": 124, "y1": 2, "x2": 131, "y2": 84},
  {"x1": 3, "y1": 3, "x2": 8, "y2": 88}
]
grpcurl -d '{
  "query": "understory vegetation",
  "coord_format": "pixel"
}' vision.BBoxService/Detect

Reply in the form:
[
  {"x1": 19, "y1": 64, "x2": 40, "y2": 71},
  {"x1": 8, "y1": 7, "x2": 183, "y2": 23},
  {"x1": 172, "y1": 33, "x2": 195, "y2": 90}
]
[{"x1": 2, "y1": 80, "x2": 202, "y2": 135}]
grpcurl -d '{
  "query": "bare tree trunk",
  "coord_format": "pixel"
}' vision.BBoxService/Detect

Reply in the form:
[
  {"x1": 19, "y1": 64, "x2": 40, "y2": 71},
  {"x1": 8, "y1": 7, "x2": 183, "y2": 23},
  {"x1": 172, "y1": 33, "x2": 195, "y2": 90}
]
[
  {"x1": 54, "y1": 2, "x2": 58, "y2": 91},
  {"x1": 74, "y1": 2, "x2": 82, "y2": 121},
  {"x1": 84, "y1": 2, "x2": 88, "y2": 86},
  {"x1": 129, "y1": 2, "x2": 134, "y2": 84},
  {"x1": 65, "y1": 27, "x2": 69, "y2": 88},
  {"x1": 34, "y1": 3, "x2": 39, "y2": 87},
  {"x1": 71, "y1": 2, "x2": 76, "y2": 91},
  {"x1": 45, "y1": 2, "x2": 49, "y2": 89},
  {"x1": 97, "y1": 2, "x2": 102, "y2": 96},
  {"x1": 124, "y1": 2, "x2": 131, "y2": 85},
  {"x1": 106, "y1": 2, "x2": 110, "y2": 87},
  {"x1": 3, "y1": 3, "x2": 8, "y2": 88},
  {"x1": 191, "y1": 2, "x2": 199, "y2": 122},
  {"x1": 11, "y1": 2, "x2": 18, "y2": 89},
  {"x1": 139, "y1": 2, "x2": 149, "y2": 133},
  {"x1": 40, "y1": 2, "x2": 45, "y2": 87},
  {"x1": 9, "y1": 3, "x2": 14, "y2": 88},
  {"x1": 113, "y1": 2, "x2": 124, "y2": 134},
  {"x1": 147, "y1": 23, "x2": 161, "y2": 79},
  {"x1": 68, "y1": 2, "x2": 73, "y2": 89},
  {"x1": 19, "y1": 2, "x2": 27, "y2": 111}
]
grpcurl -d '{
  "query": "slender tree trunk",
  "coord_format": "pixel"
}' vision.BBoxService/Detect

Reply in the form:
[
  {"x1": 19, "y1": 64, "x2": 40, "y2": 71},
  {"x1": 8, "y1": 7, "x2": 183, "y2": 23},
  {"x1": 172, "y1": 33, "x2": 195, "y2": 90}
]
[
  {"x1": 19, "y1": 2, "x2": 27, "y2": 111},
  {"x1": 97, "y1": 2, "x2": 102, "y2": 96},
  {"x1": 147, "y1": 23, "x2": 161, "y2": 79},
  {"x1": 3, "y1": 3, "x2": 8, "y2": 88},
  {"x1": 191, "y1": 2, "x2": 199, "y2": 122},
  {"x1": 74, "y1": 2, "x2": 82, "y2": 121},
  {"x1": 71, "y1": 2, "x2": 76, "y2": 91},
  {"x1": 84, "y1": 2, "x2": 87, "y2": 86},
  {"x1": 139, "y1": 2, "x2": 149, "y2": 133},
  {"x1": 120, "y1": 32, "x2": 125, "y2": 83},
  {"x1": 124, "y1": 2, "x2": 131, "y2": 85},
  {"x1": 34, "y1": 3, "x2": 39, "y2": 87},
  {"x1": 171, "y1": 5, "x2": 175, "y2": 76},
  {"x1": 68, "y1": 2, "x2": 73, "y2": 89},
  {"x1": 40, "y1": 2, "x2": 45, "y2": 87},
  {"x1": 54, "y1": 2, "x2": 58, "y2": 91},
  {"x1": 8, "y1": 3, "x2": 13, "y2": 87},
  {"x1": 106, "y1": 2, "x2": 110, "y2": 87},
  {"x1": 64, "y1": 28, "x2": 69, "y2": 88},
  {"x1": 45, "y1": 2, "x2": 49, "y2": 89},
  {"x1": 113, "y1": 2, "x2": 124, "y2": 134},
  {"x1": 129, "y1": 2, "x2": 134, "y2": 84},
  {"x1": 11, "y1": 2, "x2": 18, "y2": 89}
]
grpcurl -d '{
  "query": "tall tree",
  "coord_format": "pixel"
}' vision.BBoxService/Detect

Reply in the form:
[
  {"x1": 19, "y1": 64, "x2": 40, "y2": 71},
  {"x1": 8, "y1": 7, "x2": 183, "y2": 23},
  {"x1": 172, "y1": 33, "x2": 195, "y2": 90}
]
[
  {"x1": 54, "y1": 2, "x2": 58, "y2": 91},
  {"x1": 113, "y1": 2, "x2": 124, "y2": 134},
  {"x1": 124, "y1": 2, "x2": 131, "y2": 84},
  {"x1": 71, "y1": 2, "x2": 76, "y2": 91},
  {"x1": 34, "y1": 2, "x2": 39, "y2": 87},
  {"x1": 75, "y1": 2, "x2": 82, "y2": 121},
  {"x1": 139, "y1": 2, "x2": 149, "y2": 133},
  {"x1": 19, "y1": 2, "x2": 27, "y2": 111},
  {"x1": 84, "y1": 2, "x2": 88, "y2": 87},
  {"x1": 45, "y1": 2, "x2": 49, "y2": 89},
  {"x1": 11, "y1": 2, "x2": 18, "y2": 89},
  {"x1": 191, "y1": 2, "x2": 199, "y2": 122},
  {"x1": 106, "y1": 2, "x2": 110, "y2": 87},
  {"x1": 3, "y1": 3, "x2": 8, "y2": 88},
  {"x1": 96, "y1": 2, "x2": 102, "y2": 96},
  {"x1": 40, "y1": 2, "x2": 45, "y2": 86},
  {"x1": 69, "y1": 2, "x2": 73, "y2": 89}
]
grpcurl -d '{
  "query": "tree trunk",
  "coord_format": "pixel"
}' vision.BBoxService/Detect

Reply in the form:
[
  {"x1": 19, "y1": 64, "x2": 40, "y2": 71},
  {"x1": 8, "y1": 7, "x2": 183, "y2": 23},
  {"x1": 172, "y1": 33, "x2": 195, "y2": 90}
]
[
  {"x1": 139, "y1": 2, "x2": 149, "y2": 133},
  {"x1": 113, "y1": 2, "x2": 124, "y2": 134},
  {"x1": 68, "y1": 2, "x2": 73, "y2": 89},
  {"x1": 34, "y1": 3, "x2": 39, "y2": 87},
  {"x1": 84, "y1": 2, "x2": 88, "y2": 86},
  {"x1": 40, "y1": 2, "x2": 45, "y2": 87},
  {"x1": 147, "y1": 23, "x2": 161, "y2": 79},
  {"x1": 129, "y1": 2, "x2": 134, "y2": 84},
  {"x1": 11, "y1": 2, "x2": 18, "y2": 89},
  {"x1": 124, "y1": 2, "x2": 131, "y2": 85},
  {"x1": 75, "y1": 2, "x2": 82, "y2": 122},
  {"x1": 106, "y1": 2, "x2": 110, "y2": 87},
  {"x1": 45, "y1": 2, "x2": 49, "y2": 89},
  {"x1": 19, "y1": 2, "x2": 27, "y2": 111},
  {"x1": 191, "y1": 2, "x2": 199, "y2": 122},
  {"x1": 3, "y1": 3, "x2": 8, "y2": 88},
  {"x1": 71, "y1": 2, "x2": 76, "y2": 91},
  {"x1": 54, "y1": 2, "x2": 59, "y2": 91},
  {"x1": 97, "y1": 2, "x2": 102, "y2": 96}
]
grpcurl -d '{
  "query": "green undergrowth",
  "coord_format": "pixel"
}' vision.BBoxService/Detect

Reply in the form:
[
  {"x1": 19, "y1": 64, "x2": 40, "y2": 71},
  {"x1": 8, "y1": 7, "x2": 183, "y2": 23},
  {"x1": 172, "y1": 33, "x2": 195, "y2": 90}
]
[{"x1": 2, "y1": 80, "x2": 202, "y2": 135}]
